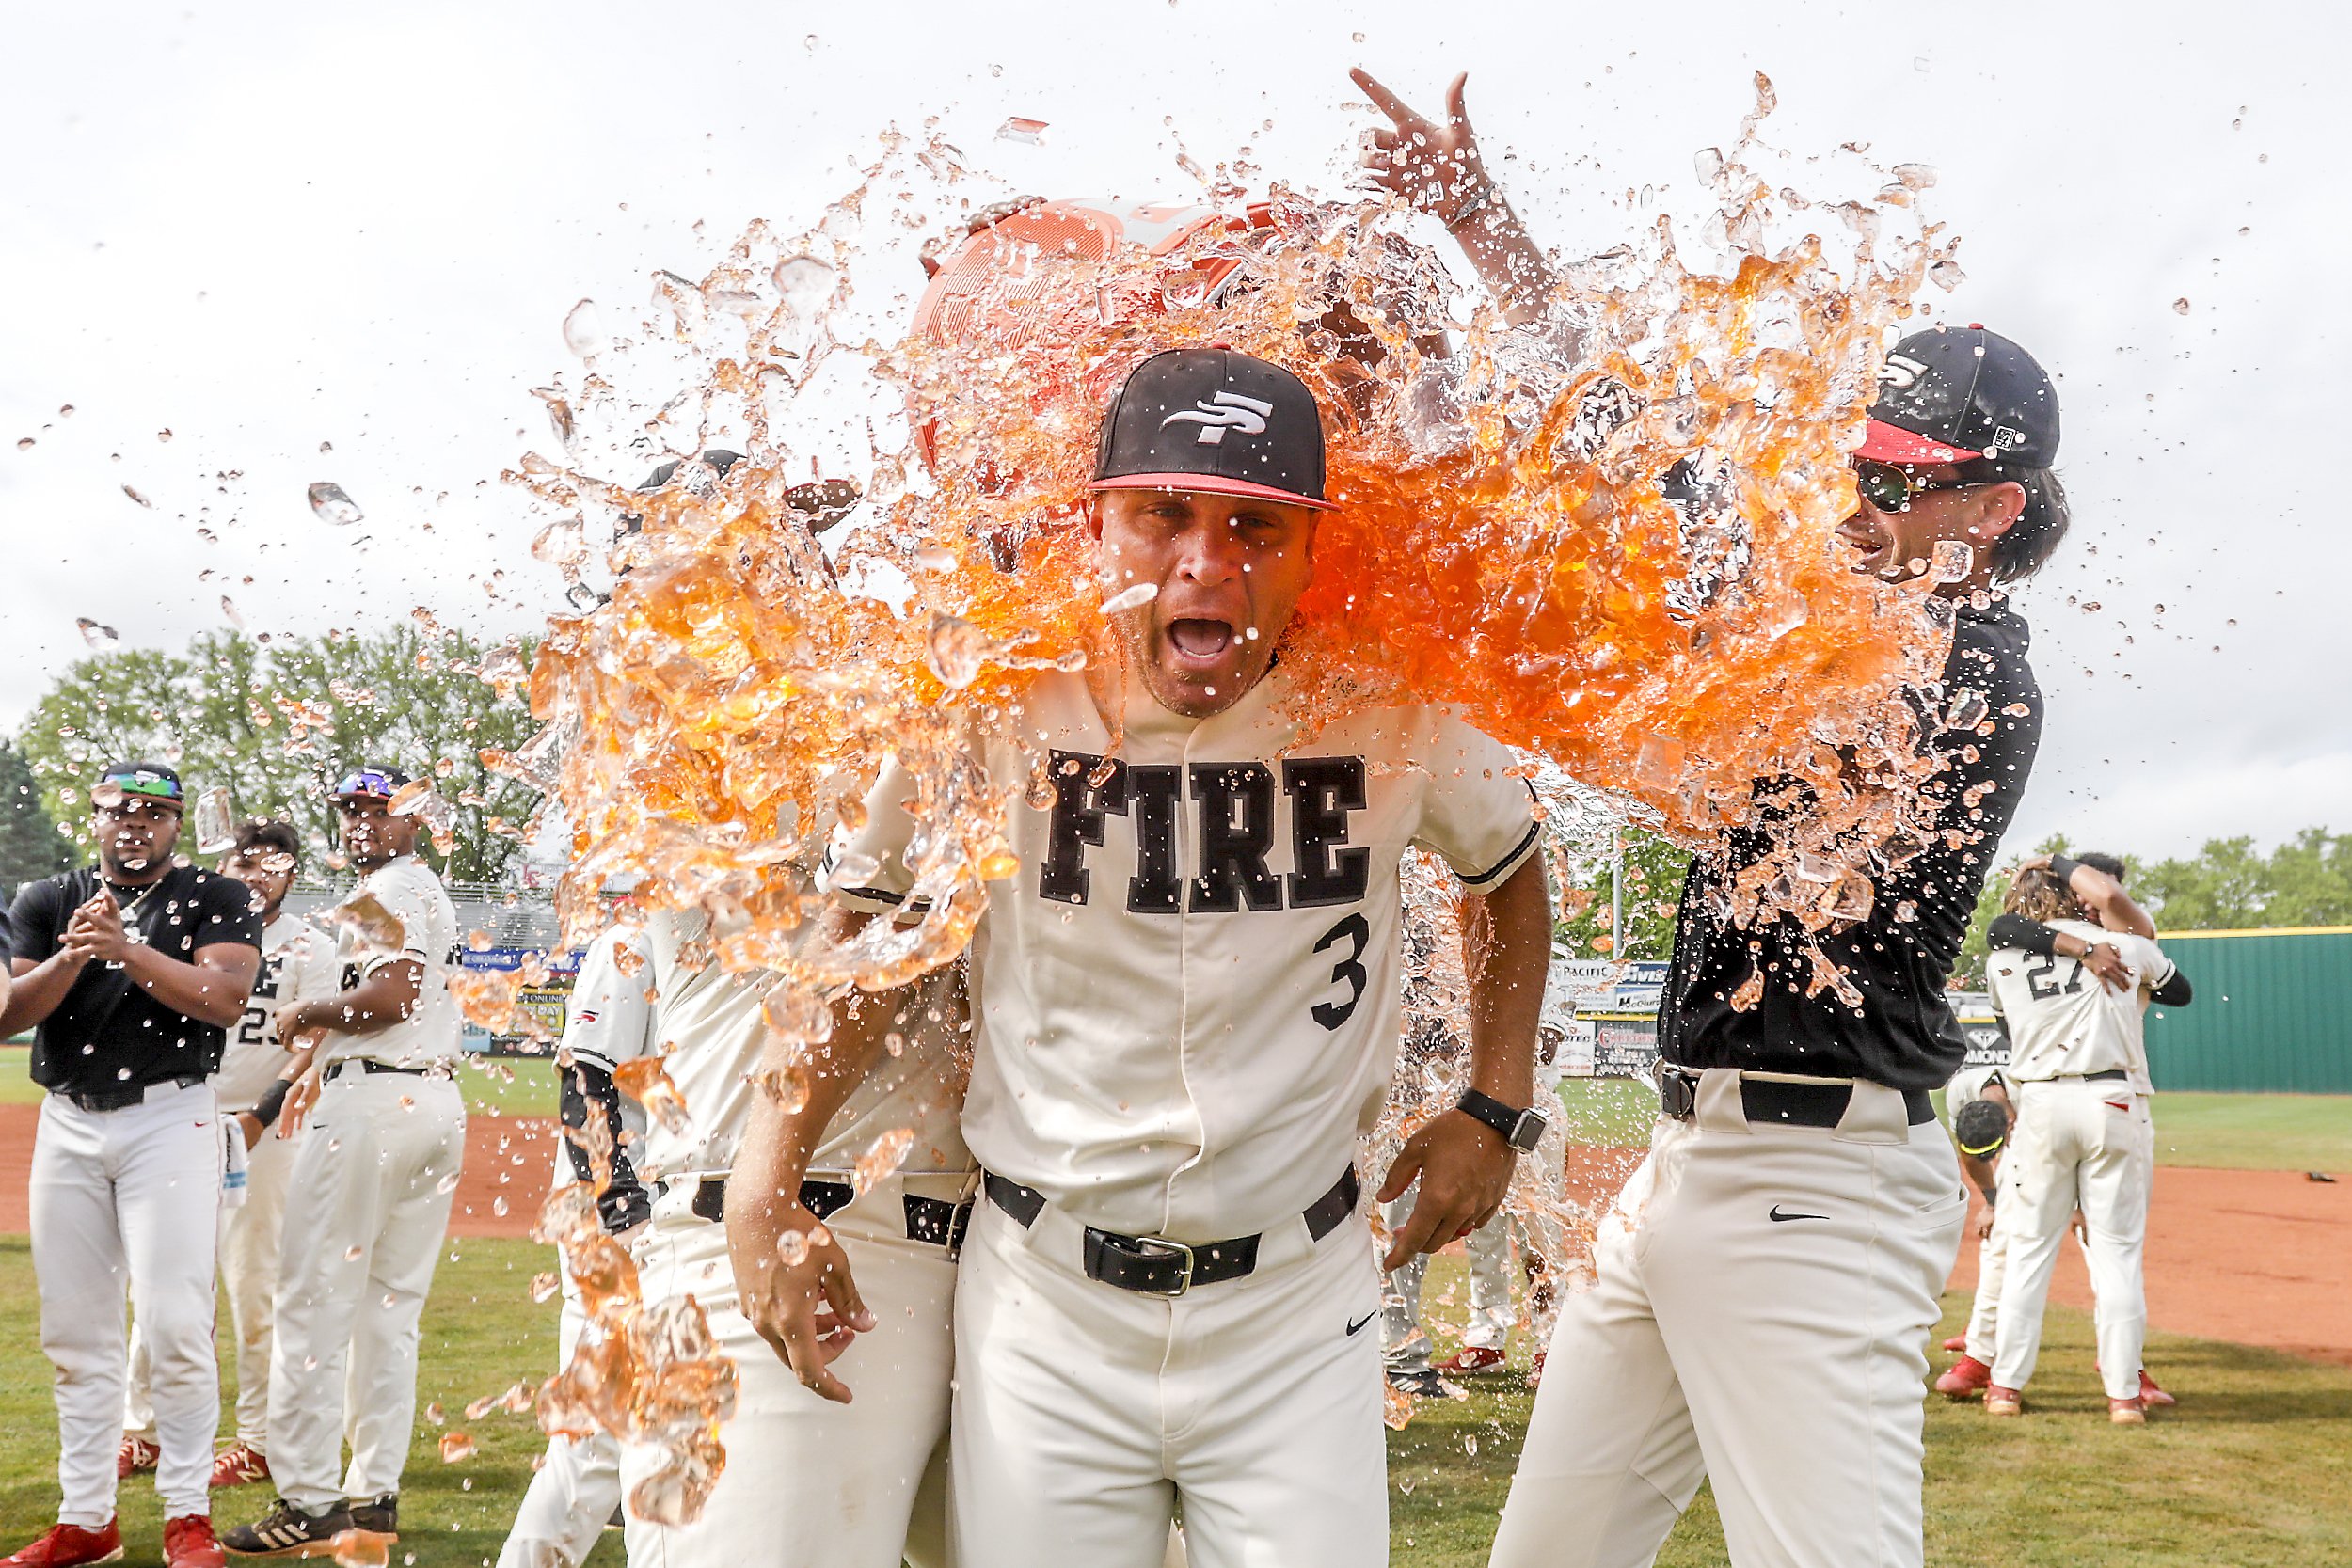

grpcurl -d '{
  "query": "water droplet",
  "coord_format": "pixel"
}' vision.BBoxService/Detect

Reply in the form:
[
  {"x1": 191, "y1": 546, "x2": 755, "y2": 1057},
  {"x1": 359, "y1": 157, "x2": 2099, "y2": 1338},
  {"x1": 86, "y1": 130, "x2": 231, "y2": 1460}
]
[
  {"x1": 192, "y1": 785, "x2": 237, "y2": 854},
  {"x1": 1929, "y1": 259, "x2": 1966, "y2": 292},
  {"x1": 1692, "y1": 148, "x2": 1724, "y2": 186},
  {"x1": 76, "y1": 618, "x2": 120, "y2": 651},
  {"x1": 308, "y1": 483, "x2": 364, "y2": 526},
  {"x1": 563, "y1": 299, "x2": 606, "y2": 358},
  {"x1": 121, "y1": 483, "x2": 153, "y2": 509},
  {"x1": 803, "y1": 32, "x2": 818, "y2": 50},
  {"x1": 1351, "y1": 30, "x2": 1365, "y2": 42},
  {"x1": 57, "y1": 404, "x2": 73, "y2": 418},
  {"x1": 2171, "y1": 297, "x2": 2190, "y2": 315},
  {"x1": 14, "y1": 437, "x2": 31, "y2": 451},
  {"x1": 344, "y1": 1243, "x2": 364, "y2": 1262},
  {"x1": 1102, "y1": 582, "x2": 1159, "y2": 615},
  {"x1": 438, "y1": 1432, "x2": 476, "y2": 1464},
  {"x1": 220, "y1": 594, "x2": 246, "y2": 630},
  {"x1": 156, "y1": 428, "x2": 173, "y2": 443},
  {"x1": 995, "y1": 117, "x2": 1050, "y2": 146}
]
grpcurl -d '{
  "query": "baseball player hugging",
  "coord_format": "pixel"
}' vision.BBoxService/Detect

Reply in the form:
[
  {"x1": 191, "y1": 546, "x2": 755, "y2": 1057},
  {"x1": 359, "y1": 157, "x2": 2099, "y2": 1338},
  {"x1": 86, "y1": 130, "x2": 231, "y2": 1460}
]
[
  {"x1": 227, "y1": 766, "x2": 467, "y2": 1558},
  {"x1": 729, "y1": 348, "x2": 1554, "y2": 1568},
  {"x1": 1979, "y1": 854, "x2": 2190, "y2": 1421},
  {"x1": 4, "y1": 762, "x2": 263, "y2": 1568}
]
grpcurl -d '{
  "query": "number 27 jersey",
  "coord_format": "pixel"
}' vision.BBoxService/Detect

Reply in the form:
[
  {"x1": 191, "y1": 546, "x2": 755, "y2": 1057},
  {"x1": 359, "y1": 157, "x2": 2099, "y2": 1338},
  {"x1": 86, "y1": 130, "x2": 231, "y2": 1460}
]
[
  {"x1": 1986, "y1": 916, "x2": 2175, "y2": 1084},
  {"x1": 835, "y1": 669, "x2": 1541, "y2": 1243}
]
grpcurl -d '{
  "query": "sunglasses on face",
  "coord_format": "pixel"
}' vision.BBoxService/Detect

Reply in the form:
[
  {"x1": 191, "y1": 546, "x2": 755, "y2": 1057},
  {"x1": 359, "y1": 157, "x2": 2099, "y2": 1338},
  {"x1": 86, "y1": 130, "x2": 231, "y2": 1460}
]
[{"x1": 1851, "y1": 459, "x2": 1985, "y2": 514}]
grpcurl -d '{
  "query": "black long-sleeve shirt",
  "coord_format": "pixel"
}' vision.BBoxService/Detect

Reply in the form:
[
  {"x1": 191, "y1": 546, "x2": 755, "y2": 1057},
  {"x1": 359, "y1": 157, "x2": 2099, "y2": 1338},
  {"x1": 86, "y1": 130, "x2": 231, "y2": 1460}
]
[{"x1": 1660, "y1": 603, "x2": 2043, "y2": 1091}]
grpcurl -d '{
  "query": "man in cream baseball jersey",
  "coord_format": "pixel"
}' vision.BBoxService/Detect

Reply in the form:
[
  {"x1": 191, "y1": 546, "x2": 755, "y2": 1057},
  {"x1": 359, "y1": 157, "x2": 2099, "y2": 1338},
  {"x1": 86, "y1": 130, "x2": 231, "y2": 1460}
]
[
  {"x1": 618, "y1": 912, "x2": 972, "y2": 1568},
  {"x1": 496, "y1": 920, "x2": 656, "y2": 1568},
  {"x1": 729, "y1": 347, "x2": 1555, "y2": 1568},
  {"x1": 120, "y1": 821, "x2": 340, "y2": 1493},
  {"x1": 1978, "y1": 855, "x2": 2190, "y2": 1423},
  {"x1": 226, "y1": 767, "x2": 465, "y2": 1558}
]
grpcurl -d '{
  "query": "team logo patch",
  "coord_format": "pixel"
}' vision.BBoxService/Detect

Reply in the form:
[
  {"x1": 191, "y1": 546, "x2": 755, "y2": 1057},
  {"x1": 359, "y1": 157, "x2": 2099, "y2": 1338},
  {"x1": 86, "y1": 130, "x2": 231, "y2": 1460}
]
[
  {"x1": 1160, "y1": 391, "x2": 1274, "y2": 445},
  {"x1": 1879, "y1": 353, "x2": 1930, "y2": 389}
]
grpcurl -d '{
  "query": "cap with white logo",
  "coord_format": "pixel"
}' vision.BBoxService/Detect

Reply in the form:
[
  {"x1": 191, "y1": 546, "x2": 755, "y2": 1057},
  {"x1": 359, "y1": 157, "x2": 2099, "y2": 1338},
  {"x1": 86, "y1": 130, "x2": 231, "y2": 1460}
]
[
  {"x1": 1088, "y1": 347, "x2": 1334, "y2": 511},
  {"x1": 1858, "y1": 325, "x2": 2060, "y2": 468}
]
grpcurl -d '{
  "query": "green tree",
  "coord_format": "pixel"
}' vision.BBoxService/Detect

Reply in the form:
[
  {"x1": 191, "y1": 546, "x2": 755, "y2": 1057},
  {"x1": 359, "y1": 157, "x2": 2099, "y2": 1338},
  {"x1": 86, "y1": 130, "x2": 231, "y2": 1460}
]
[
  {"x1": 0, "y1": 739, "x2": 72, "y2": 895},
  {"x1": 1554, "y1": 826, "x2": 1693, "y2": 961},
  {"x1": 2134, "y1": 829, "x2": 2352, "y2": 931},
  {"x1": 17, "y1": 626, "x2": 543, "y2": 884}
]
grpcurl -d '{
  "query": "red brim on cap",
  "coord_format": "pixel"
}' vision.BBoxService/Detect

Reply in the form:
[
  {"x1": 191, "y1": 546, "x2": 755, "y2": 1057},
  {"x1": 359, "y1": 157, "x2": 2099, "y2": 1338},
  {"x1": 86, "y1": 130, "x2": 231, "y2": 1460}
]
[
  {"x1": 1855, "y1": 419, "x2": 1984, "y2": 466},
  {"x1": 1086, "y1": 472, "x2": 1337, "y2": 512}
]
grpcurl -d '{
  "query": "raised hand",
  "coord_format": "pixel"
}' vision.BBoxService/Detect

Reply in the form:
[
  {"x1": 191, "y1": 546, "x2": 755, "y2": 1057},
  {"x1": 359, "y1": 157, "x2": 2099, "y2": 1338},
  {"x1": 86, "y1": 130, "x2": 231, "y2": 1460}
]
[{"x1": 1352, "y1": 69, "x2": 1492, "y2": 227}]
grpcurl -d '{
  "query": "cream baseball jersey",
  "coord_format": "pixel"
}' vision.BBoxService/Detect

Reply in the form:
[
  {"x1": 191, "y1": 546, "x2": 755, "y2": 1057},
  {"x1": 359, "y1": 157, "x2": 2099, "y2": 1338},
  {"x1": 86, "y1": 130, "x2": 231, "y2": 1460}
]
[
  {"x1": 635, "y1": 910, "x2": 970, "y2": 1183},
  {"x1": 834, "y1": 668, "x2": 1541, "y2": 1242},
  {"x1": 318, "y1": 855, "x2": 463, "y2": 1069},
  {"x1": 1986, "y1": 917, "x2": 2176, "y2": 1083},
  {"x1": 555, "y1": 926, "x2": 655, "y2": 1175},
  {"x1": 215, "y1": 914, "x2": 342, "y2": 1113}
]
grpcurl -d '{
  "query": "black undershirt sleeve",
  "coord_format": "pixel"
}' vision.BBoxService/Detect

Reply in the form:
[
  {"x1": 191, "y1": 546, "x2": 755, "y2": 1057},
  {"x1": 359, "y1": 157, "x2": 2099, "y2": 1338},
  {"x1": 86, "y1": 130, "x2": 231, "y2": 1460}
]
[
  {"x1": 1985, "y1": 911, "x2": 2061, "y2": 958},
  {"x1": 2150, "y1": 967, "x2": 2193, "y2": 1007},
  {"x1": 560, "y1": 1061, "x2": 652, "y2": 1233}
]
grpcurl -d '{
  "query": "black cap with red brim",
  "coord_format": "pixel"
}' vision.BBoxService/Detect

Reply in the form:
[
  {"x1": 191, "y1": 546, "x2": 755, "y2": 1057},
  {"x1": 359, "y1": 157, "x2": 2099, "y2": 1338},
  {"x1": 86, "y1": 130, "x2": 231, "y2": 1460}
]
[
  {"x1": 1089, "y1": 348, "x2": 1335, "y2": 511},
  {"x1": 1857, "y1": 325, "x2": 2060, "y2": 468}
]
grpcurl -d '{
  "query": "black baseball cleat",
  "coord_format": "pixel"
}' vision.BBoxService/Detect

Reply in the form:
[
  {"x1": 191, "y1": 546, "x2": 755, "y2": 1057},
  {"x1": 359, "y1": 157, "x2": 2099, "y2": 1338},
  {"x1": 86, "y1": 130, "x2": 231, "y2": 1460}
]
[
  {"x1": 345, "y1": 1497, "x2": 397, "y2": 1539},
  {"x1": 219, "y1": 1500, "x2": 353, "y2": 1559},
  {"x1": 1386, "y1": 1367, "x2": 1447, "y2": 1398}
]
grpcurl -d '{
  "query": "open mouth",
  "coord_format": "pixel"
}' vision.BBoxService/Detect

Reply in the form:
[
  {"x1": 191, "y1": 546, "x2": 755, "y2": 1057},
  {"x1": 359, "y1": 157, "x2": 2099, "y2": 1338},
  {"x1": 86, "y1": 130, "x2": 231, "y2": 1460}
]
[{"x1": 1164, "y1": 617, "x2": 1235, "y2": 668}]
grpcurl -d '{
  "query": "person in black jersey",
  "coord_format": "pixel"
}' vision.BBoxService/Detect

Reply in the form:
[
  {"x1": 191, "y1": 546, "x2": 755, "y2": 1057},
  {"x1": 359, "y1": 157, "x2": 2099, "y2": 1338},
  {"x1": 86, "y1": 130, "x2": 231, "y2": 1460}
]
[
  {"x1": 3, "y1": 762, "x2": 262, "y2": 1568},
  {"x1": 1359, "y1": 67, "x2": 2077, "y2": 1567}
]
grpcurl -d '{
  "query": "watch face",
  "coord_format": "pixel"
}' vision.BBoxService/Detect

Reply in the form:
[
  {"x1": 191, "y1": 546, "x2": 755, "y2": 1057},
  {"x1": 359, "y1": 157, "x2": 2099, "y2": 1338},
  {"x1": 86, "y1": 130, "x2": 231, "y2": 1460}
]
[{"x1": 1510, "y1": 1112, "x2": 1548, "y2": 1152}]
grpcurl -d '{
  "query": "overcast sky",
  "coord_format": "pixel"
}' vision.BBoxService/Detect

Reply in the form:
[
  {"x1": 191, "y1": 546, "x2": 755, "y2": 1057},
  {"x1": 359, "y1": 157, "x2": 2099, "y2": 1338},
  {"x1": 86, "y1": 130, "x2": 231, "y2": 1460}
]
[{"x1": 2, "y1": 1, "x2": 2340, "y2": 863}]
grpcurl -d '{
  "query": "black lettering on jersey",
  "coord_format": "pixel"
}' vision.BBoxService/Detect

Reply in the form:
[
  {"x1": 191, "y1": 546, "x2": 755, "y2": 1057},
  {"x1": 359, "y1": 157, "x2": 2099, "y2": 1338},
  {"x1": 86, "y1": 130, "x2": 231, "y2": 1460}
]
[
  {"x1": 1284, "y1": 757, "x2": 1371, "y2": 908},
  {"x1": 1188, "y1": 763, "x2": 1281, "y2": 912},
  {"x1": 253, "y1": 953, "x2": 285, "y2": 1002},
  {"x1": 340, "y1": 961, "x2": 361, "y2": 992},
  {"x1": 1039, "y1": 750, "x2": 1127, "y2": 906},
  {"x1": 1124, "y1": 765, "x2": 1184, "y2": 913}
]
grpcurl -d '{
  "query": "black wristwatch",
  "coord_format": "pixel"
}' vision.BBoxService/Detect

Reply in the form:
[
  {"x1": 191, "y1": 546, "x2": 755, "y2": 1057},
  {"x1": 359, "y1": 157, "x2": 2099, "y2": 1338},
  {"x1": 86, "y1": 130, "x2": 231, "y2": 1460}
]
[{"x1": 1457, "y1": 1088, "x2": 1549, "y2": 1153}]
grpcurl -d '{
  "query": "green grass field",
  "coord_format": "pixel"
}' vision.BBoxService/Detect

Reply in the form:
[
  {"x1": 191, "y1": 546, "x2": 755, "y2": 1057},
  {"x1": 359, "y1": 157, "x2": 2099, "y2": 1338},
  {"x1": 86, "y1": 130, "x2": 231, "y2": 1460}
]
[
  {"x1": 0, "y1": 1046, "x2": 563, "y2": 1119},
  {"x1": 1, "y1": 1242, "x2": 2344, "y2": 1567}
]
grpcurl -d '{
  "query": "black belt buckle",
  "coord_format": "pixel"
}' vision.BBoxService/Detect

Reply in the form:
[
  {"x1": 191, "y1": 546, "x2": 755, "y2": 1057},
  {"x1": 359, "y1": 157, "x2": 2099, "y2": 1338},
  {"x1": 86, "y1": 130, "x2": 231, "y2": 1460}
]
[
  {"x1": 1089, "y1": 1231, "x2": 1198, "y2": 1296},
  {"x1": 1659, "y1": 1069, "x2": 1698, "y2": 1120},
  {"x1": 691, "y1": 1178, "x2": 727, "y2": 1225}
]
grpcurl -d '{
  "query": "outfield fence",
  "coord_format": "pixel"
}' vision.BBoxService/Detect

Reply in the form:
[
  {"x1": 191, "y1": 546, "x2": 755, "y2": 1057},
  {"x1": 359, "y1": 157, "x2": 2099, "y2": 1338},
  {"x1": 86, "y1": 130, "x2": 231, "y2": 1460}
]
[{"x1": 2145, "y1": 927, "x2": 2352, "y2": 1094}]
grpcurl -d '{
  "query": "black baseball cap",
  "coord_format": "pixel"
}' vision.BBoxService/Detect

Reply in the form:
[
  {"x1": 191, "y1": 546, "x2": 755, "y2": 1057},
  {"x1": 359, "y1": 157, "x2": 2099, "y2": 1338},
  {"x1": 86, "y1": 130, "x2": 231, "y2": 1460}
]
[
  {"x1": 330, "y1": 766, "x2": 414, "y2": 801},
  {"x1": 1089, "y1": 348, "x2": 1334, "y2": 512},
  {"x1": 95, "y1": 761, "x2": 183, "y2": 805},
  {"x1": 1858, "y1": 325, "x2": 2059, "y2": 468}
]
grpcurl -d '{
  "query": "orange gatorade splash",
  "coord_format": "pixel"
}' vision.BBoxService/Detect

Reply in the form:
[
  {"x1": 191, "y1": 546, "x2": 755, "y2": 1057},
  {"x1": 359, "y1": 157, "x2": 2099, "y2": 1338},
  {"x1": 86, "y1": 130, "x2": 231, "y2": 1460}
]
[{"x1": 511, "y1": 84, "x2": 1967, "y2": 1441}]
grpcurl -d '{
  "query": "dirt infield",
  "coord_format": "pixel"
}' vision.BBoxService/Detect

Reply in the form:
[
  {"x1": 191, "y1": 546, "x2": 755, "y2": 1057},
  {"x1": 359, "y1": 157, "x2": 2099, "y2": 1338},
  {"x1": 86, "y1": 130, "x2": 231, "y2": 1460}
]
[
  {"x1": 0, "y1": 1101, "x2": 563, "y2": 1242},
  {"x1": 5, "y1": 1107, "x2": 2346, "y2": 1365}
]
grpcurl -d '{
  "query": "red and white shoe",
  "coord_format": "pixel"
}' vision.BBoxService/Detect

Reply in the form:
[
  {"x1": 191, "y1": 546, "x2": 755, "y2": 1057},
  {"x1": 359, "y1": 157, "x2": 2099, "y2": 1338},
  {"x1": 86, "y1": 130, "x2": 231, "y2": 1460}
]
[
  {"x1": 2108, "y1": 1397, "x2": 2147, "y2": 1426},
  {"x1": 211, "y1": 1444, "x2": 272, "y2": 1488},
  {"x1": 164, "y1": 1516, "x2": 227, "y2": 1568},
  {"x1": 0, "y1": 1520, "x2": 124, "y2": 1567},
  {"x1": 1984, "y1": 1385, "x2": 2024, "y2": 1417},
  {"x1": 1934, "y1": 1355, "x2": 1992, "y2": 1399},
  {"x1": 114, "y1": 1437, "x2": 158, "y2": 1481},
  {"x1": 2139, "y1": 1370, "x2": 2176, "y2": 1408},
  {"x1": 1940, "y1": 1334, "x2": 1968, "y2": 1353},
  {"x1": 1436, "y1": 1345, "x2": 1508, "y2": 1375}
]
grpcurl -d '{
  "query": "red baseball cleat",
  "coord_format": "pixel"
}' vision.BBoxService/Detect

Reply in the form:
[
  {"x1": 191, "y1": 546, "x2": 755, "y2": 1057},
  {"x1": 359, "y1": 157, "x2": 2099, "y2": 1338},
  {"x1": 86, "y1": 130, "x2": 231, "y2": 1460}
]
[
  {"x1": 164, "y1": 1516, "x2": 227, "y2": 1568},
  {"x1": 2139, "y1": 1370, "x2": 2175, "y2": 1408},
  {"x1": 0, "y1": 1519, "x2": 124, "y2": 1567},
  {"x1": 1940, "y1": 1334, "x2": 1968, "y2": 1353},
  {"x1": 1436, "y1": 1345, "x2": 1508, "y2": 1375},
  {"x1": 211, "y1": 1444, "x2": 271, "y2": 1488},
  {"x1": 1934, "y1": 1355, "x2": 1992, "y2": 1399},
  {"x1": 114, "y1": 1437, "x2": 158, "y2": 1481}
]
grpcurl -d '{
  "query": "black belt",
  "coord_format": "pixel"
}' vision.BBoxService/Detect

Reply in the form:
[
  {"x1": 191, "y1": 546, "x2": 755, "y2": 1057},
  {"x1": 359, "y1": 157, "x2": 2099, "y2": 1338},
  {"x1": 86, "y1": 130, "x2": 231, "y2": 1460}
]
[
  {"x1": 689, "y1": 1177, "x2": 973, "y2": 1254},
  {"x1": 1660, "y1": 1071, "x2": 1933, "y2": 1129},
  {"x1": 2082, "y1": 1069, "x2": 2130, "y2": 1083},
  {"x1": 984, "y1": 1165, "x2": 1360, "y2": 1297},
  {"x1": 326, "y1": 1058, "x2": 431, "y2": 1081},
  {"x1": 57, "y1": 1074, "x2": 205, "y2": 1115}
]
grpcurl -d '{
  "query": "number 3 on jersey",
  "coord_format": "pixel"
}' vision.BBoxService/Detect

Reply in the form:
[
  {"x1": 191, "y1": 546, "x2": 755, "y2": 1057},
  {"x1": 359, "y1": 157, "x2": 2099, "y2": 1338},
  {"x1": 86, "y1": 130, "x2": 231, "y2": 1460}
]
[{"x1": 1311, "y1": 914, "x2": 1370, "y2": 1031}]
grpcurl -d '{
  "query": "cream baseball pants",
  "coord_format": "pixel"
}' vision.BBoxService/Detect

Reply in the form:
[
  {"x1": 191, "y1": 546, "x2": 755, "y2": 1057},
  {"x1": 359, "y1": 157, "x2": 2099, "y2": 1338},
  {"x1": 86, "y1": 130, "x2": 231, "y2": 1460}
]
[
  {"x1": 1990, "y1": 1078, "x2": 2153, "y2": 1402},
  {"x1": 127, "y1": 1117, "x2": 302, "y2": 1456},
  {"x1": 1492, "y1": 1070, "x2": 1967, "y2": 1568},
  {"x1": 950, "y1": 1182, "x2": 1388, "y2": 1568},
  {"x1": 619, "y1": 1173, "x2": 959, "y2": 1568},
  {"x1": 266, "y1": 1069, "x2": 465, "y2": 1513},
  {"x1": 32, "y1": 1079, "x2": 224, "y2": 1526}
]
